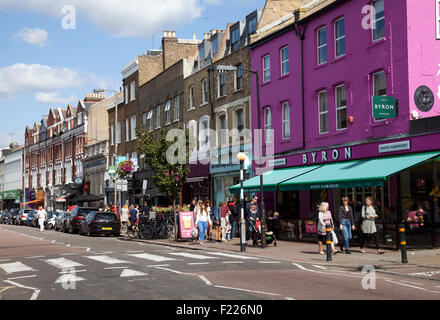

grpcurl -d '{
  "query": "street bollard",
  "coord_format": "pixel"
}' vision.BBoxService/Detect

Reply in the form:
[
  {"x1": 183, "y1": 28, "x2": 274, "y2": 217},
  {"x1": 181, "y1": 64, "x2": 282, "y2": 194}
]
[
  {"x1": 399, "y1": 224, "x2": 408, "y2": 264},
  {"x1": 326, "y1": 227, "x2": 332, "y2": 261}
]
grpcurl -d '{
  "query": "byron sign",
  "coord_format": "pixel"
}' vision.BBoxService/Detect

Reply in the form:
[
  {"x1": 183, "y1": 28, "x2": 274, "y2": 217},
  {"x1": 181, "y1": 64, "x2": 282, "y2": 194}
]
[
  {"x1": 372, "y1": 96, "x2": 396, "y2": 119},
  {"x1": 302, "y1": 147, "x2": 352, "y2": 164}
]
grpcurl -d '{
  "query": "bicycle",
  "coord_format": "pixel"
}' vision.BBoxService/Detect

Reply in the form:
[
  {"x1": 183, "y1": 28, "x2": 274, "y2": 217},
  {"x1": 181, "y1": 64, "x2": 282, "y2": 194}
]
[{"x1": 138, "y1": 213, "x2": 175, "y2": 240}]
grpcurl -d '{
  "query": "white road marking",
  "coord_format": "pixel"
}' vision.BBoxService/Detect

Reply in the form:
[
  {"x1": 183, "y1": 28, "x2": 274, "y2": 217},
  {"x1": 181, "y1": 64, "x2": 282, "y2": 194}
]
[
  {"x1": 258, "y1": 261, "x2": 281, "y2": 264},
  {"x1": 59, "y1": 269, "x2": 87, "y2": 274},
  {"x1": 313, "y1": 265, "x2": 327, "y2": 270},
  {"x1": 0, "y1": 262, "x2": 37, "y2": 274},
  {"x1": 25, "y1": 256, "x2": 45, "y2": 259},
  {"x1": 213, "y1": 285, "x2": 281, "y2": 297},
  {"x1": 385, "y1": 280, "x2": 428, "y2": 291},
  {"x1": 55, "y1": 274, "x2": 87, "y2": 284},
  {"x1": 104, "y1": 266, "x2": 129, "y2": 270},
  {"x1": 85, "y1": 255, "x2": 132, "y2": 265},
  {"x1": 7, "y1": 275, "x2": 37, "y2": 280},
  {"x1": 120, "y1": 269, "x2": 148, "y2": 278},
  {"x1": 204, "y1": 252, "x2": 260, "y2": 260},
  {"x1": 4, "y1": 280, "x2": 40, "y2": 300},
  {"x1": 45, "y1": 258, "x2": 85, "y2": 269},
  {"x1": 222, "y1": 261, "x2": 244, "y2": 264},
  {"x1": 169, "y1": 252, "x2": 218, "y2": 260},
  {"x1": 60, "y1": 253, "x2": 78, "y2": 256},
  {"x1": 126, "y1": 250, "x2": 144, "y2": 254},
  {"x1": 198, "y1": 275, "x2": 212, "y2": 286},
  {"x1": 292, "y1": 263, "x2": 308, "y2": 271},
  {"x1": 127, "y1": 253, "x2": 176, "y2": 262},
  {"x1": 154, "y1": 267, "x2": 187, "y2": 274},
  {"x1": 0, "y1": 259, "x2": 11, "y2": 262},
  {"x1": 187, "y1": 262, "x2": 210, "y2": 265}
]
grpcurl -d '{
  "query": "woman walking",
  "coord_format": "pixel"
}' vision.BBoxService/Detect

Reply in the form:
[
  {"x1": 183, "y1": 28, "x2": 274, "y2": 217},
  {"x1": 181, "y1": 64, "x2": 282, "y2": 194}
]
[
  {"x1": 220, "y1": 202, "x2": 231, "y2": 242},
  {"x1": 120, "y1": 203, "x2": 129, "y2": 232},
  {"x1": 317, "y1": 202, "x2": 338, "y2": 255},
  {"x1": 360, "y1": 196, "x2": 384, "y2": 254},
  {"x1": 338, "y1": 197, "x2": 356, "y2": 254},
  {"x1": 195, "y1": 202, "x2": 211, "y2": 245}
]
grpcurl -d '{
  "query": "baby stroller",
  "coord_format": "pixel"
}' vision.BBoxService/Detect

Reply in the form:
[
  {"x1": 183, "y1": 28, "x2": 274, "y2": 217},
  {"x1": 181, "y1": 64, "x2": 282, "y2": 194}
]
[{"x1": 251, "y1": 220, "x2": 277, "y2": 247}]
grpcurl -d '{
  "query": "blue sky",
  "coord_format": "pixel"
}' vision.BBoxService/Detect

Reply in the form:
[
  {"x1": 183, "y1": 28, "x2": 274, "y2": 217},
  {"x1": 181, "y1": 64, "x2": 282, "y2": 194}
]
[{"x1": 0, "y1": 0, "x2": 266, "y2": 147}]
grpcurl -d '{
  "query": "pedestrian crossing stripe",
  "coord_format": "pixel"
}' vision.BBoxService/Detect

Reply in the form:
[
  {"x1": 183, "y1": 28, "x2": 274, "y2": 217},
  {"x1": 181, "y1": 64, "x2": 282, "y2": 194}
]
[
  {"x1": 45, "y1": 258, "x2": 85, "y2": 269},
  {"x1": 85, "y1": 255, "x2": 132, "y2": 265},
  {"x1": 0, "y1": 262, "x2": 36, "y2": 274},
  {"x1": 55, "y1": 274, "x2": 87, "y2": 284},
  {"x1": 169, "y1": 252, "x2": 218, "y2": 260},
  {"x1": 126, "y1": 253, "x2": 177, "y2": 262},
  {"x1": 204, "y1": 252, "x2": 260, "y2": 260},
  {"x1": 120, "y1": 269, "x2": 148, "y2": 278}
]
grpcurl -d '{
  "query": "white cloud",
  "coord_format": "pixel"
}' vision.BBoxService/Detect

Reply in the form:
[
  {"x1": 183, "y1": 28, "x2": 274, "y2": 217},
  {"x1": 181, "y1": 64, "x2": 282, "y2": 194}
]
[
  {"x1": 0, "y1": 63, "x2": 83, "y2": 100},
  {"x1": 0, "y1": 0, "x2": 206, "y2": 38},
  {"x1": 13, "y1": 27, "x2": 49, "y2": 47},
  {"x1": 35, "y1": 92, "x2": 77, "y2": 104}
]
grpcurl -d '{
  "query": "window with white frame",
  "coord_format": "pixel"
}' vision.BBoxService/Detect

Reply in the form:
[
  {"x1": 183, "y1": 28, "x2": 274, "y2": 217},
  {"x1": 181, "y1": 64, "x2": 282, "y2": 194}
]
[
  {"x1": 116, "y1": 122, "x2": 121, "y2": 144},
  {"x1": 125, "y1": 85, "x2": 129, "y2": 104},
  {"x1": 188, "y1": 120, "x2": 197, "y2": 155},
  {"x1": 373, "y1": 71, "x2": 386, "y2": 121},
  {"x1": 318, "y1": 91, "x2": 329, "y2": 134},
  {"x1": 218, "y1": 114, "x2": 227, "y2": 146},
  {"x1": 335, "y1": 85, "x2": 347, "y2": 130},
  {"x1": 202, "y1": 79, "x2": 208, "y2": 104},
  {"x1": 147, "y1": 110, "x2": 153, "y2": 131},
  {"x1": 264, "y1": 107, "x2": 272, "y2": 143},
  {"x1": 317, "y1": 26, "x2": 327, "y2": 65},
  {"x1": 235, "y1": 64, "x2": 243, "y2": 91},
  {"x1": 131, "y1": 115, "x2": 136, "y2": 140},
  {"x1": 174, "y1": 96, "x2": 180, "y2": 121},
  {"x1": 235, "y1": 108, "x2": 244, "y2": 132},
  {"x1": 77, "y1": 112, "x2": 82, "y2": 125},
  {"x1": 199, "y1": 117, "x2": 210, "y2": 150},
  {"x1": 125, "y1": 118, "x2": 130, "y2": 141},
  {"x1": 231, "y1": 26, "x2": 240, "y2": 51},
  {"x1": 372, "y1": 0, "x2": 385, "y2": 42},
  {"x1": 156, "y1": 105, "x2": 161, "y2": 129},
  {"x1": 282, "y1": 101, "x2": 291, "y2": 139},
  {"x1": 130, "y1": 81, "x2": 136, "y2": 101},
  {"x1": 189, "y1": 86, "x2": 195, "y2": 110},
  {"x1": 165, "y1": 101, "x2": 171, "y2": 124},
  {"x1": 335, "y1": 17, "x2": 345, "y2": 58},
  {"x1": 263, "y1": 54, "x2": 270, "y2": 82},
  {"x1": 248, "y1": 16, "x2": 258, "y2": 35},
  {"x1": 281, "y1": 46, "x2": 289, "y2": 76},
  {"x1": 218, "y1": 73, "x2": 226, "y2": 97}
]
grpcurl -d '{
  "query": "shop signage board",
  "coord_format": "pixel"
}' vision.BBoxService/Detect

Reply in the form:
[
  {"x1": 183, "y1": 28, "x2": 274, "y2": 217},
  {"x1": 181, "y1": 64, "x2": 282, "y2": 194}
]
[
  {"x1": 179, "y1": 211, "x2": 195, "y2": 239},
  {"x1": 379, "y1": 141, "x2": 411, "y2": 154},
  {"x1": 1, "y1": 190, "x2": 20, "y2": 200},
  {"x1": 302, "y1": 147, "x2": 352, "y2": 164},
  {"x1": 108, "y1": 166, "x2": 116, "y2": 176},
  {"x1": 372, "y1": 96, "x2": 396, "y2": 119}
]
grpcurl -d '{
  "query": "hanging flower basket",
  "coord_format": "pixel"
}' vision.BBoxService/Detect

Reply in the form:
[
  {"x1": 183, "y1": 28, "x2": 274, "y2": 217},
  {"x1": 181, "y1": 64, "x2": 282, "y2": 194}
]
[{"x1": 116, "y1": 160, "x2": 134, "y2": 177}]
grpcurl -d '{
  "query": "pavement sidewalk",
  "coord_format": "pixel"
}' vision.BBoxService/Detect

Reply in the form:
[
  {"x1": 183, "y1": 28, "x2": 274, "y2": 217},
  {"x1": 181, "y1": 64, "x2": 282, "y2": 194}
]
[{"x1": 122, "y1": 235, "x2": 440, "y2": 270}]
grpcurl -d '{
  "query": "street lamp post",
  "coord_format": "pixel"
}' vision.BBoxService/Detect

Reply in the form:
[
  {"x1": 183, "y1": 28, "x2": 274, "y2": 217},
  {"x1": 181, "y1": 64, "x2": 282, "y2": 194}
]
[
  {"x1": 237, "y1": 152, "x2": 246, "y2": 252},
  {"x1": 216, "y1": 65, "x2": 266, "y2": 248}
]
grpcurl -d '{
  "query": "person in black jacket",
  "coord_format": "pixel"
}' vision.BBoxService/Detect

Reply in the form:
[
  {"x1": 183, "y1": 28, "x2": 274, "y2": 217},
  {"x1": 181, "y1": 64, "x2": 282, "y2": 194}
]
[
  {"x1": 228, "y1": 200, "x2": 239, "y2": 239},
  {"x1": 245, "y1": 195, "x2": 260, "y2": 241}
]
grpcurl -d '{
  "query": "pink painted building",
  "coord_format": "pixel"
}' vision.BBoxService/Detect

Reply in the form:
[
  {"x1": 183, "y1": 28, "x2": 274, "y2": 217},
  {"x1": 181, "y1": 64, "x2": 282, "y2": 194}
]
[{"x1": 242, "y1": 0, "x2": 440, "y2": 247}]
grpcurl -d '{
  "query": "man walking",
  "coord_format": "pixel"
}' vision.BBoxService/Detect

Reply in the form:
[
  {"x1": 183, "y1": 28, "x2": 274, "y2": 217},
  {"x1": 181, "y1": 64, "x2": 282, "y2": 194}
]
[
  {"x1": 228, "y1": 200, "x2": 239, "y2": 239},
  {"x1": 37, "y1": 206, "x2": 47, "y2": 232}
]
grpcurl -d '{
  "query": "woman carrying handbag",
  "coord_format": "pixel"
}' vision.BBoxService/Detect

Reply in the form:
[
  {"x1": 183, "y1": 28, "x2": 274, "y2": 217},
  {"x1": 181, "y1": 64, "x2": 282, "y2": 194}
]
[
  {"x1": 360, "y1": 197, "x2": 385, "y2": 254},
  {"x1": 317, "y1": 202, "x2": 339, "y2": 255}
]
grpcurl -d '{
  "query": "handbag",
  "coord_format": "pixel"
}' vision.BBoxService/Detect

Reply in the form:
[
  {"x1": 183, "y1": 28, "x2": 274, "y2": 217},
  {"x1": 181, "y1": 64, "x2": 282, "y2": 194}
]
[
  {"x1": 331, "y1": 230, "x2": 338, "y2": 245},
  {"x1": 191, "y1": 226, "x2": 199, "y2": 239}
]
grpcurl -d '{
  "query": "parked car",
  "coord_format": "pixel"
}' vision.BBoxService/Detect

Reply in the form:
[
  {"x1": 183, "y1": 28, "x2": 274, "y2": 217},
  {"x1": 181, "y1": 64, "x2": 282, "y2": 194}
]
[
  {"x1": 79, "y1": 211, "x2": 120, "y2": 237},
  {"x1": 8, "y1": 209, "x2": 20, "y2": 225},
  {"x1": 64, "y1": 207, "x2": 98, "y2": 234},
  {"x1": 55, "y1": 211, "x2": 69, "y2": 232},
  {"x1": 17, "y1": 209, "x2": 37, "y2": 226},
  {"x1": 0, "y1": 211, "x2": 9, "y2": 224}
]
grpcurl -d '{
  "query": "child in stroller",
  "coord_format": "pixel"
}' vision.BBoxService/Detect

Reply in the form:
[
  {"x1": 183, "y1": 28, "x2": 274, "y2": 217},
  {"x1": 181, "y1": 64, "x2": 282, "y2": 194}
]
[{"x1": 251, "y1": 219, "x2": 277, "y2": 247}]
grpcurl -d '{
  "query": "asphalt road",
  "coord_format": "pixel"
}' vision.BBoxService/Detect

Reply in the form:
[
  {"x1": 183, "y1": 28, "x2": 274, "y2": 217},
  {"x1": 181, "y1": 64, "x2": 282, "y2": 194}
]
[{"x1": 1, "y1": 223, "x2": 439, "y2": 301}]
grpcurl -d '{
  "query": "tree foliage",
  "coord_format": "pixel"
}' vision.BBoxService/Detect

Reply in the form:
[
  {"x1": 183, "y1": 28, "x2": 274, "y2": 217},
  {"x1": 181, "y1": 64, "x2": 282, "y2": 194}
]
[{"x1": 137, "y1": 126, "x2": 192, "y2": 202}]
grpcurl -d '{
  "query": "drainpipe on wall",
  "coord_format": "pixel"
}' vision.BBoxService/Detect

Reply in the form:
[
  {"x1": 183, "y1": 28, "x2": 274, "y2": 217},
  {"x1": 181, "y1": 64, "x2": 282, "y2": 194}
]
[
  {"x1": 208, "y1": 65, "x2": 215, "y2": 203},
  {"x1": 292, "y1": 9, "x2": 307, "y2": 151}
]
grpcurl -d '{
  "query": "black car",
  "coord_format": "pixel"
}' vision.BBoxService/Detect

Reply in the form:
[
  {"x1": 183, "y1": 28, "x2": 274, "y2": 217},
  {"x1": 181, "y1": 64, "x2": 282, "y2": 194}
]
[
  {"x1": 8, "y1": 209, "x2": 20, "y2": 225},
  {"x1": 55, "y1": 211, "x2": 69, "y2": 232},
  {"x1": 64, "y1": 207, "x2": 98, "y2": 234},
  {"x1": 79, "y1": 211, "x2": 120, "y2": 237},
  {"x1": 0, "y1": 211, "x2": 9, "y2": 224}
]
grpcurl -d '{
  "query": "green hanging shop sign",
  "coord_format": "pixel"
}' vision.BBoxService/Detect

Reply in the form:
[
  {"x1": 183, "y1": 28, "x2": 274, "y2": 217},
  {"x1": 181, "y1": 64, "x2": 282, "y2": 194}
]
[{"x1": 372, "y1": 96, "x2": 396, "y2": 119}]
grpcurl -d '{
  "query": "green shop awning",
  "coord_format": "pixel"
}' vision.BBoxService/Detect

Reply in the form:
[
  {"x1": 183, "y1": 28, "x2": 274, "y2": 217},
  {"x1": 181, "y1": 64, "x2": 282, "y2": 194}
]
[
  {"x1": 229, "y1": 165, "x2": 321, "y2": 194},
  {"x1": 279, "y1": 151, "x2": 440, "y2": 191}
]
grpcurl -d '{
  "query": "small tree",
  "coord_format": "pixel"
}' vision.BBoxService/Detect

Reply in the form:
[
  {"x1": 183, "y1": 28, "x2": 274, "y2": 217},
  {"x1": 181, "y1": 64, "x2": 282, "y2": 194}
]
[{"x1": 137, "y1": 126, "x2": 192, "y2": 240}]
